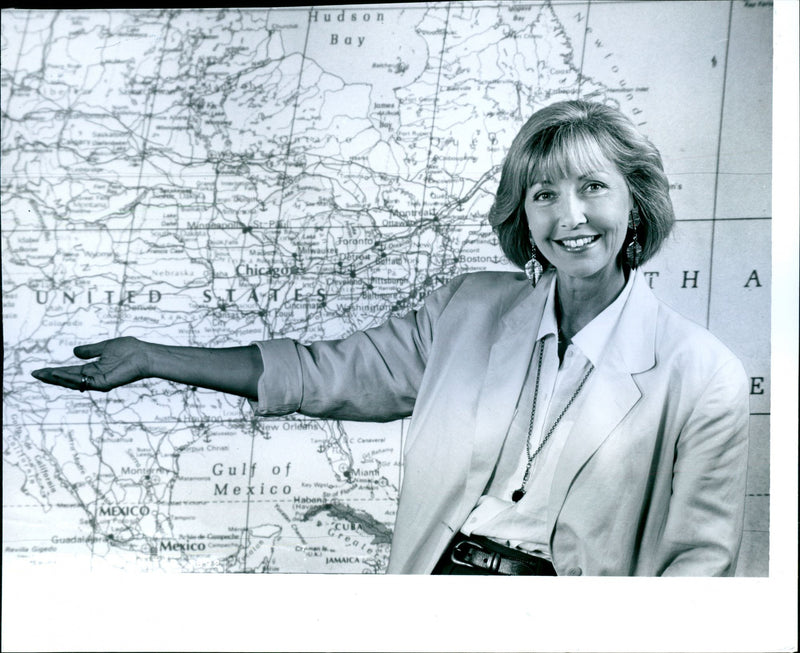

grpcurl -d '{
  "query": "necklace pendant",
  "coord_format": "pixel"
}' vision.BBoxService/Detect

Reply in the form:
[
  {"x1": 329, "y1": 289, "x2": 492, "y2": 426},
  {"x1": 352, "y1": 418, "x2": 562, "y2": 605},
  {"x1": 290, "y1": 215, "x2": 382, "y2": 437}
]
[{"x1": 511, "y1": 488, "x2": 525, "y2": 502}]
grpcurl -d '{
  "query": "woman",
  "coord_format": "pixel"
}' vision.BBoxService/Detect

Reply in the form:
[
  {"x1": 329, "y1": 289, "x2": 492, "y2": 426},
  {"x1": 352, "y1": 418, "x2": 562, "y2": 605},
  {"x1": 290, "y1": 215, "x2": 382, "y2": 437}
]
[{"x1": 32, "y1": 100, "x2": 750, "y2": 576}]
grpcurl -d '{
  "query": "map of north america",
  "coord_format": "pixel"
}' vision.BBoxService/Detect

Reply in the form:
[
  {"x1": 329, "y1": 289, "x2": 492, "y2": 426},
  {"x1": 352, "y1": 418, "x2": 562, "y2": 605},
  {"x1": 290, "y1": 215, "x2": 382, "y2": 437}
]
[{"x1": 2, "y1": 3, "x2": 771, "y2": 574}]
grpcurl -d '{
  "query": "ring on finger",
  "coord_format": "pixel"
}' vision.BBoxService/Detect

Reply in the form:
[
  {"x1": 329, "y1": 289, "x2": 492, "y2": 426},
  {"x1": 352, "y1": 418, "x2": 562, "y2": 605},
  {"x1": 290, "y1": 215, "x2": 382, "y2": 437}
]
[{"x1": 79, "y1": 374, "x2": 91, "y2": 392}]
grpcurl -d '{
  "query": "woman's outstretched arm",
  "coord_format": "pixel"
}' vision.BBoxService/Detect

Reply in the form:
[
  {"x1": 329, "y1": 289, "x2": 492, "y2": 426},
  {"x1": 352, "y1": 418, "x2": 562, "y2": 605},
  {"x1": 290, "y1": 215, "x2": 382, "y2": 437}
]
[{"x1": 31, "y1": 337, "x2": 263, "y2": 402}]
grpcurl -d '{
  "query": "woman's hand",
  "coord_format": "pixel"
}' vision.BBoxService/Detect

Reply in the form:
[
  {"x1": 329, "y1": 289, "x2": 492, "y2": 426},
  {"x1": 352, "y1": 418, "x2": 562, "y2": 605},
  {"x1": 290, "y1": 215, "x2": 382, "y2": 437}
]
[
  {"x1": 31, "y1": 337, "x2": 150, "y2": 392},
  {"x1": 32, "y1": 338, "x2": 262, "y2": 400}
]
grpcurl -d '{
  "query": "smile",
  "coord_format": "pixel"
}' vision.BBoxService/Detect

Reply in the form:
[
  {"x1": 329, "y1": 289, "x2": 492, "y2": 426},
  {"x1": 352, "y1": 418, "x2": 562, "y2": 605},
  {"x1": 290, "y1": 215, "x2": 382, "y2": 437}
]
[{"x1": 555, "y1": 235, "x2": 601, "y2": 252}]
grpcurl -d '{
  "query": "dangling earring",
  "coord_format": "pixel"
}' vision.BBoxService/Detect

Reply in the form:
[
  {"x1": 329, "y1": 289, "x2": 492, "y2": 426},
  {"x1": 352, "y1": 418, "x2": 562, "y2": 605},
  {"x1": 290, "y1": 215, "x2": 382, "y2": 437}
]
[
  {"x1": 626, "y1": 206, "x2": 643, "y2": 269},
  {"x1": 525, "y1": 242, "x2": 544, "y2": 287}
]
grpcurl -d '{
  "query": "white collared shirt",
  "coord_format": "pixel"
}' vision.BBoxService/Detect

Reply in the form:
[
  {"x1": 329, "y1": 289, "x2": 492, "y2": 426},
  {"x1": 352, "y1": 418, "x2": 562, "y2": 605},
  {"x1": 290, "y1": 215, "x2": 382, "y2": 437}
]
[{"x1": 461, "y1": 270, "x2": 636, "y2": 560}]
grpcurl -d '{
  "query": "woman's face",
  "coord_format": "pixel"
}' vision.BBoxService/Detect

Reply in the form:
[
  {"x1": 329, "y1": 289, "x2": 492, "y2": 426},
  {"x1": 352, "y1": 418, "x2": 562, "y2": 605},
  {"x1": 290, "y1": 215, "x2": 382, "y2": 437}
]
[{"x1": 524, "y1": 153, "x2": 633, "y2": 283}]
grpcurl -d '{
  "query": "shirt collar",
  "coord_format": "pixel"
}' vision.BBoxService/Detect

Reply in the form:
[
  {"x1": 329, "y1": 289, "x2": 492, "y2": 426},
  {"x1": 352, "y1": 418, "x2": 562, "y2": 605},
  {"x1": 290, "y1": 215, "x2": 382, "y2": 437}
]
[{"x1": 536, "y1": 269, "x2": 637, "y2": 366}]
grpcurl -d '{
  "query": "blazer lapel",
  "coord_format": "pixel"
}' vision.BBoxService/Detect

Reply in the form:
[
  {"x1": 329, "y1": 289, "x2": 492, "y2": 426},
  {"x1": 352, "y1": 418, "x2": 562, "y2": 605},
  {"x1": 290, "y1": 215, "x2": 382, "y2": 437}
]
[
  {"x1": 462, "y1": 272, "x2": 554, "y2": 504},
  {"x1": 546, "y1": 271, "x2": 659, "y2": 540}
]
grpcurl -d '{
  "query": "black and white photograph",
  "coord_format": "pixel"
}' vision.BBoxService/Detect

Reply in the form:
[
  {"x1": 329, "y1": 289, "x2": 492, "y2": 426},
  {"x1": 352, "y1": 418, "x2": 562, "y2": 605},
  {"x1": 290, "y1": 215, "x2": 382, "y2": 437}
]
[{"x1": 2, "y1": 2, "x2": 796, "y2": 651}]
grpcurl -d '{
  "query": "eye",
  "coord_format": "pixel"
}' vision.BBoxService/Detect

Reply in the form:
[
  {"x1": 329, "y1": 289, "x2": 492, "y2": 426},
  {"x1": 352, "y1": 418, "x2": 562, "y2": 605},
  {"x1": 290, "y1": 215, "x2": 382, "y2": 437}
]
[
  {"x1": 583, "y1": 181, "x2": 606, "y2": 193},
  {"x1": 531, "y1": 190, "x2": 555, "y2": 202}
]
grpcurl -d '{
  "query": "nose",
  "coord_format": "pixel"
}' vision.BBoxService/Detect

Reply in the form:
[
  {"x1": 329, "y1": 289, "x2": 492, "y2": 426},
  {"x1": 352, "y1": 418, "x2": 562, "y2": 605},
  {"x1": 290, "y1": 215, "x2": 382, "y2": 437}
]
[{"x1": 559, "y1": 193, "x2": 587, "y2": 229}]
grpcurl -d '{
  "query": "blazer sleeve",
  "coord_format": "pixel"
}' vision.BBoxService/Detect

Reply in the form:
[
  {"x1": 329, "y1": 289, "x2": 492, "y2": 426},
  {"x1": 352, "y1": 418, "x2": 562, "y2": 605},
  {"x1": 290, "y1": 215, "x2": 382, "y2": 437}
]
[
  {"x1": 656, "y1": 356, "x2": 751, "y2": 576},
  {"x1": 249, "y1": 276, "x2": 468, "y2": 422}
]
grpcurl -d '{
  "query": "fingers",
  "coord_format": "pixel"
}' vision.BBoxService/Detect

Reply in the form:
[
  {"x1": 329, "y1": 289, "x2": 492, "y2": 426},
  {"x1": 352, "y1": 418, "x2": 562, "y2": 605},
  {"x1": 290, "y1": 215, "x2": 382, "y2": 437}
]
[
  {"x1": 31, "y1": 365, "x2": 105, "y2": 392},
  {"x1": 74, "y1": 341, "x2": 109, "y2": 359},
  {"x1": 31, "y1": 368, "x2": 53, "y2": 384},
  {"x1": 52, "y1": 369, "x2": 85, "y2": 391},
  {"x1": 33, "y1": 339, "x2": 132, "y2": 391},
  {"x1": 31, "y1": 366, "x2": 83, "y2": 390}
]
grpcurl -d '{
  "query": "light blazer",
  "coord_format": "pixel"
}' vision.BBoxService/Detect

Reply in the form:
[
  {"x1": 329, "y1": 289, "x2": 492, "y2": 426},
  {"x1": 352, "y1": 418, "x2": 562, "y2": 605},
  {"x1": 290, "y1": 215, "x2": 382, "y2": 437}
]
[{"x1": 252, "y1": 270, "x2": 750, "y2": 576}]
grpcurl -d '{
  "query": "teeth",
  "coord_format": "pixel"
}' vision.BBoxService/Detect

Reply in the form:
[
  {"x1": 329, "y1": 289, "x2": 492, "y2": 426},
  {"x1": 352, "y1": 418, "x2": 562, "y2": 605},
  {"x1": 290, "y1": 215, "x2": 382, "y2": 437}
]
[{"x1": 560, "y1": 236, "x2": 597, "y2": 248}]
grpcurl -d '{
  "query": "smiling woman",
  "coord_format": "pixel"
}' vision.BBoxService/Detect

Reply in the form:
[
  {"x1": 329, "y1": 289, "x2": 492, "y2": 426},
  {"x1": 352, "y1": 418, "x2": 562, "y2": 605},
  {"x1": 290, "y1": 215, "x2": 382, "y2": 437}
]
[
  {"x1": 491, "y1": 101, "x2": 674, "y2": 275},
  {"x1": 490, "y1": 101, "x2": 677, "y2": 351},
  {"x1": 33, "y1": 100, "x2": 750, "y2": 576},
  {"x1": 524, "y1": 161, "x2": 632, "y2": 337}
]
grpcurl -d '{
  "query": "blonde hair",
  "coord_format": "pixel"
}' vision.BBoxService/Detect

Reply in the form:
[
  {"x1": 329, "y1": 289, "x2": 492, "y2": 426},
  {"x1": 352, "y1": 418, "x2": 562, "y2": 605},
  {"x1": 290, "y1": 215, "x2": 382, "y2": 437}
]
[{"x1": 490, "y1": 100, "x2": 674, "y2": 269}]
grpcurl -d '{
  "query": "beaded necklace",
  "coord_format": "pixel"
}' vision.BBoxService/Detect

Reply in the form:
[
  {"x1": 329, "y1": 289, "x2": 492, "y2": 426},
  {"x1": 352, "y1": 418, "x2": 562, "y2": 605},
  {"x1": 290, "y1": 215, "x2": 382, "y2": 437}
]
[{"x1": 511, "y1": 339, "x2": 594, "y2": 502}]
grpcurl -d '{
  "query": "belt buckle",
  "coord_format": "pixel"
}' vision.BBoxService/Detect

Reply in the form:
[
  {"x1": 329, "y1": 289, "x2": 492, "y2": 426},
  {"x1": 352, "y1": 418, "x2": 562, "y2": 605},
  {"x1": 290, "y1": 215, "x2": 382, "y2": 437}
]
[{"x1": 450, "y1": 539, "x2": 501, "y2": 572}]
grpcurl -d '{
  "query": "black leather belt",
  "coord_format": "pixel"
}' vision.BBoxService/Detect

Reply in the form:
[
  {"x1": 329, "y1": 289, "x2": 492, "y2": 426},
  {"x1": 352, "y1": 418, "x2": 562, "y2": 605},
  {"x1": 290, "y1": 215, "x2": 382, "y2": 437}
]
[{"x1": 433, "y1": 532, "x2": 557, "y2": 576}]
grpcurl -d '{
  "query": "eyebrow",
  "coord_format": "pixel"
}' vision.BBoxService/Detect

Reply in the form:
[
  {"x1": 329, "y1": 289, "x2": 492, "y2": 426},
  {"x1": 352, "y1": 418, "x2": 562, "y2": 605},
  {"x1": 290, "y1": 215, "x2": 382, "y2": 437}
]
[{"x1": 530, "y1": 170, "x2": 608, "y2": 186}]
